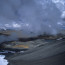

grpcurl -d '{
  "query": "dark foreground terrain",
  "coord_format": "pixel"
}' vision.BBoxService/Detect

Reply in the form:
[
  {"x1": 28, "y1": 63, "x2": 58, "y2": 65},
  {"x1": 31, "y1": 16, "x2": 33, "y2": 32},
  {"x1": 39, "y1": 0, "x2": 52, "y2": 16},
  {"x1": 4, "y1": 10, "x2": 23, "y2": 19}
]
[
  {"x1": 1, "y1": 38, "x2": 64, "y2": 65},
  {"x1": 8, "y1": 52, "x2": 65, "y2": 65}
]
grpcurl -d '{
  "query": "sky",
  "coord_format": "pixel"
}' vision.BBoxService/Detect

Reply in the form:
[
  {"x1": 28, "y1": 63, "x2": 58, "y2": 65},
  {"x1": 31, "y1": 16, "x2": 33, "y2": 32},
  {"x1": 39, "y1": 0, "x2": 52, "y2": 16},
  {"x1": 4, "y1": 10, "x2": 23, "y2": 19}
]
[{"x1": 0, "y1": 0, "x2": 65, "y2": 42}]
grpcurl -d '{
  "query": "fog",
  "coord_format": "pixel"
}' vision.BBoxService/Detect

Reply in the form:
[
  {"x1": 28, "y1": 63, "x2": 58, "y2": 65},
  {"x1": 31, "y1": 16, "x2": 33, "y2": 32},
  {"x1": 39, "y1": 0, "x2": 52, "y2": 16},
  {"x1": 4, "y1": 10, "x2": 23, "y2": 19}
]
[{"x1": 0, "y1": 0, "x2": 65, "y2": 42}]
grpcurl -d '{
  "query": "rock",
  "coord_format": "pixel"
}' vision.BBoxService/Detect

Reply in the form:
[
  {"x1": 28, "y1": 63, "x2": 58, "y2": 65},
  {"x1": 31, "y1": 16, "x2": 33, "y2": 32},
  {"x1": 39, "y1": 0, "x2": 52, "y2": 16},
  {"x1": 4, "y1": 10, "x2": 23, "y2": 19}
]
[
  {"x1": 6, "y1": 39, "x2": 65, "y2": 65},
  {"x1": 0, "y1": 39, "x2": 47, "y2": 50},
  {"x1": 0, "y1": 30, "x2": 65, "y2": 51}
]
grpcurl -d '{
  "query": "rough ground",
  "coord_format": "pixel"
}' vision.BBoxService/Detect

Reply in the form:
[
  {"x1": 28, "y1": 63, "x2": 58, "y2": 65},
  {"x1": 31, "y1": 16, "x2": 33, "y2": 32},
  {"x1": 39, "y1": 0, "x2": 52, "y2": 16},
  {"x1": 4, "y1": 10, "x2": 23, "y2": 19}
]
[{"x1": 5, "y1": 38, "x2": 65, "y2": 65}]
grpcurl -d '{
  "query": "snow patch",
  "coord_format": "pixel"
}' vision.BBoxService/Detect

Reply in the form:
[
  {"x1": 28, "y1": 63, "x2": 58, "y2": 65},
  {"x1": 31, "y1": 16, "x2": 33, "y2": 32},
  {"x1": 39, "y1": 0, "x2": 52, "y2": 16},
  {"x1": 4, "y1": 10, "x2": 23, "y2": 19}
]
[{"x1": 0, "y1": 55, "x2": 8, "y2": 65}]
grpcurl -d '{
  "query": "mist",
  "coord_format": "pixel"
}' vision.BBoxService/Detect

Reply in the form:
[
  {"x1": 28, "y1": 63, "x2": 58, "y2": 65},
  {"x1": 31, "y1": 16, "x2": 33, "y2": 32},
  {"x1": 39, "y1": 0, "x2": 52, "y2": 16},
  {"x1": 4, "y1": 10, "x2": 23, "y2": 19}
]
[{"x1": 0, "y1": 0, "x2": 65, "y2": 43}]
